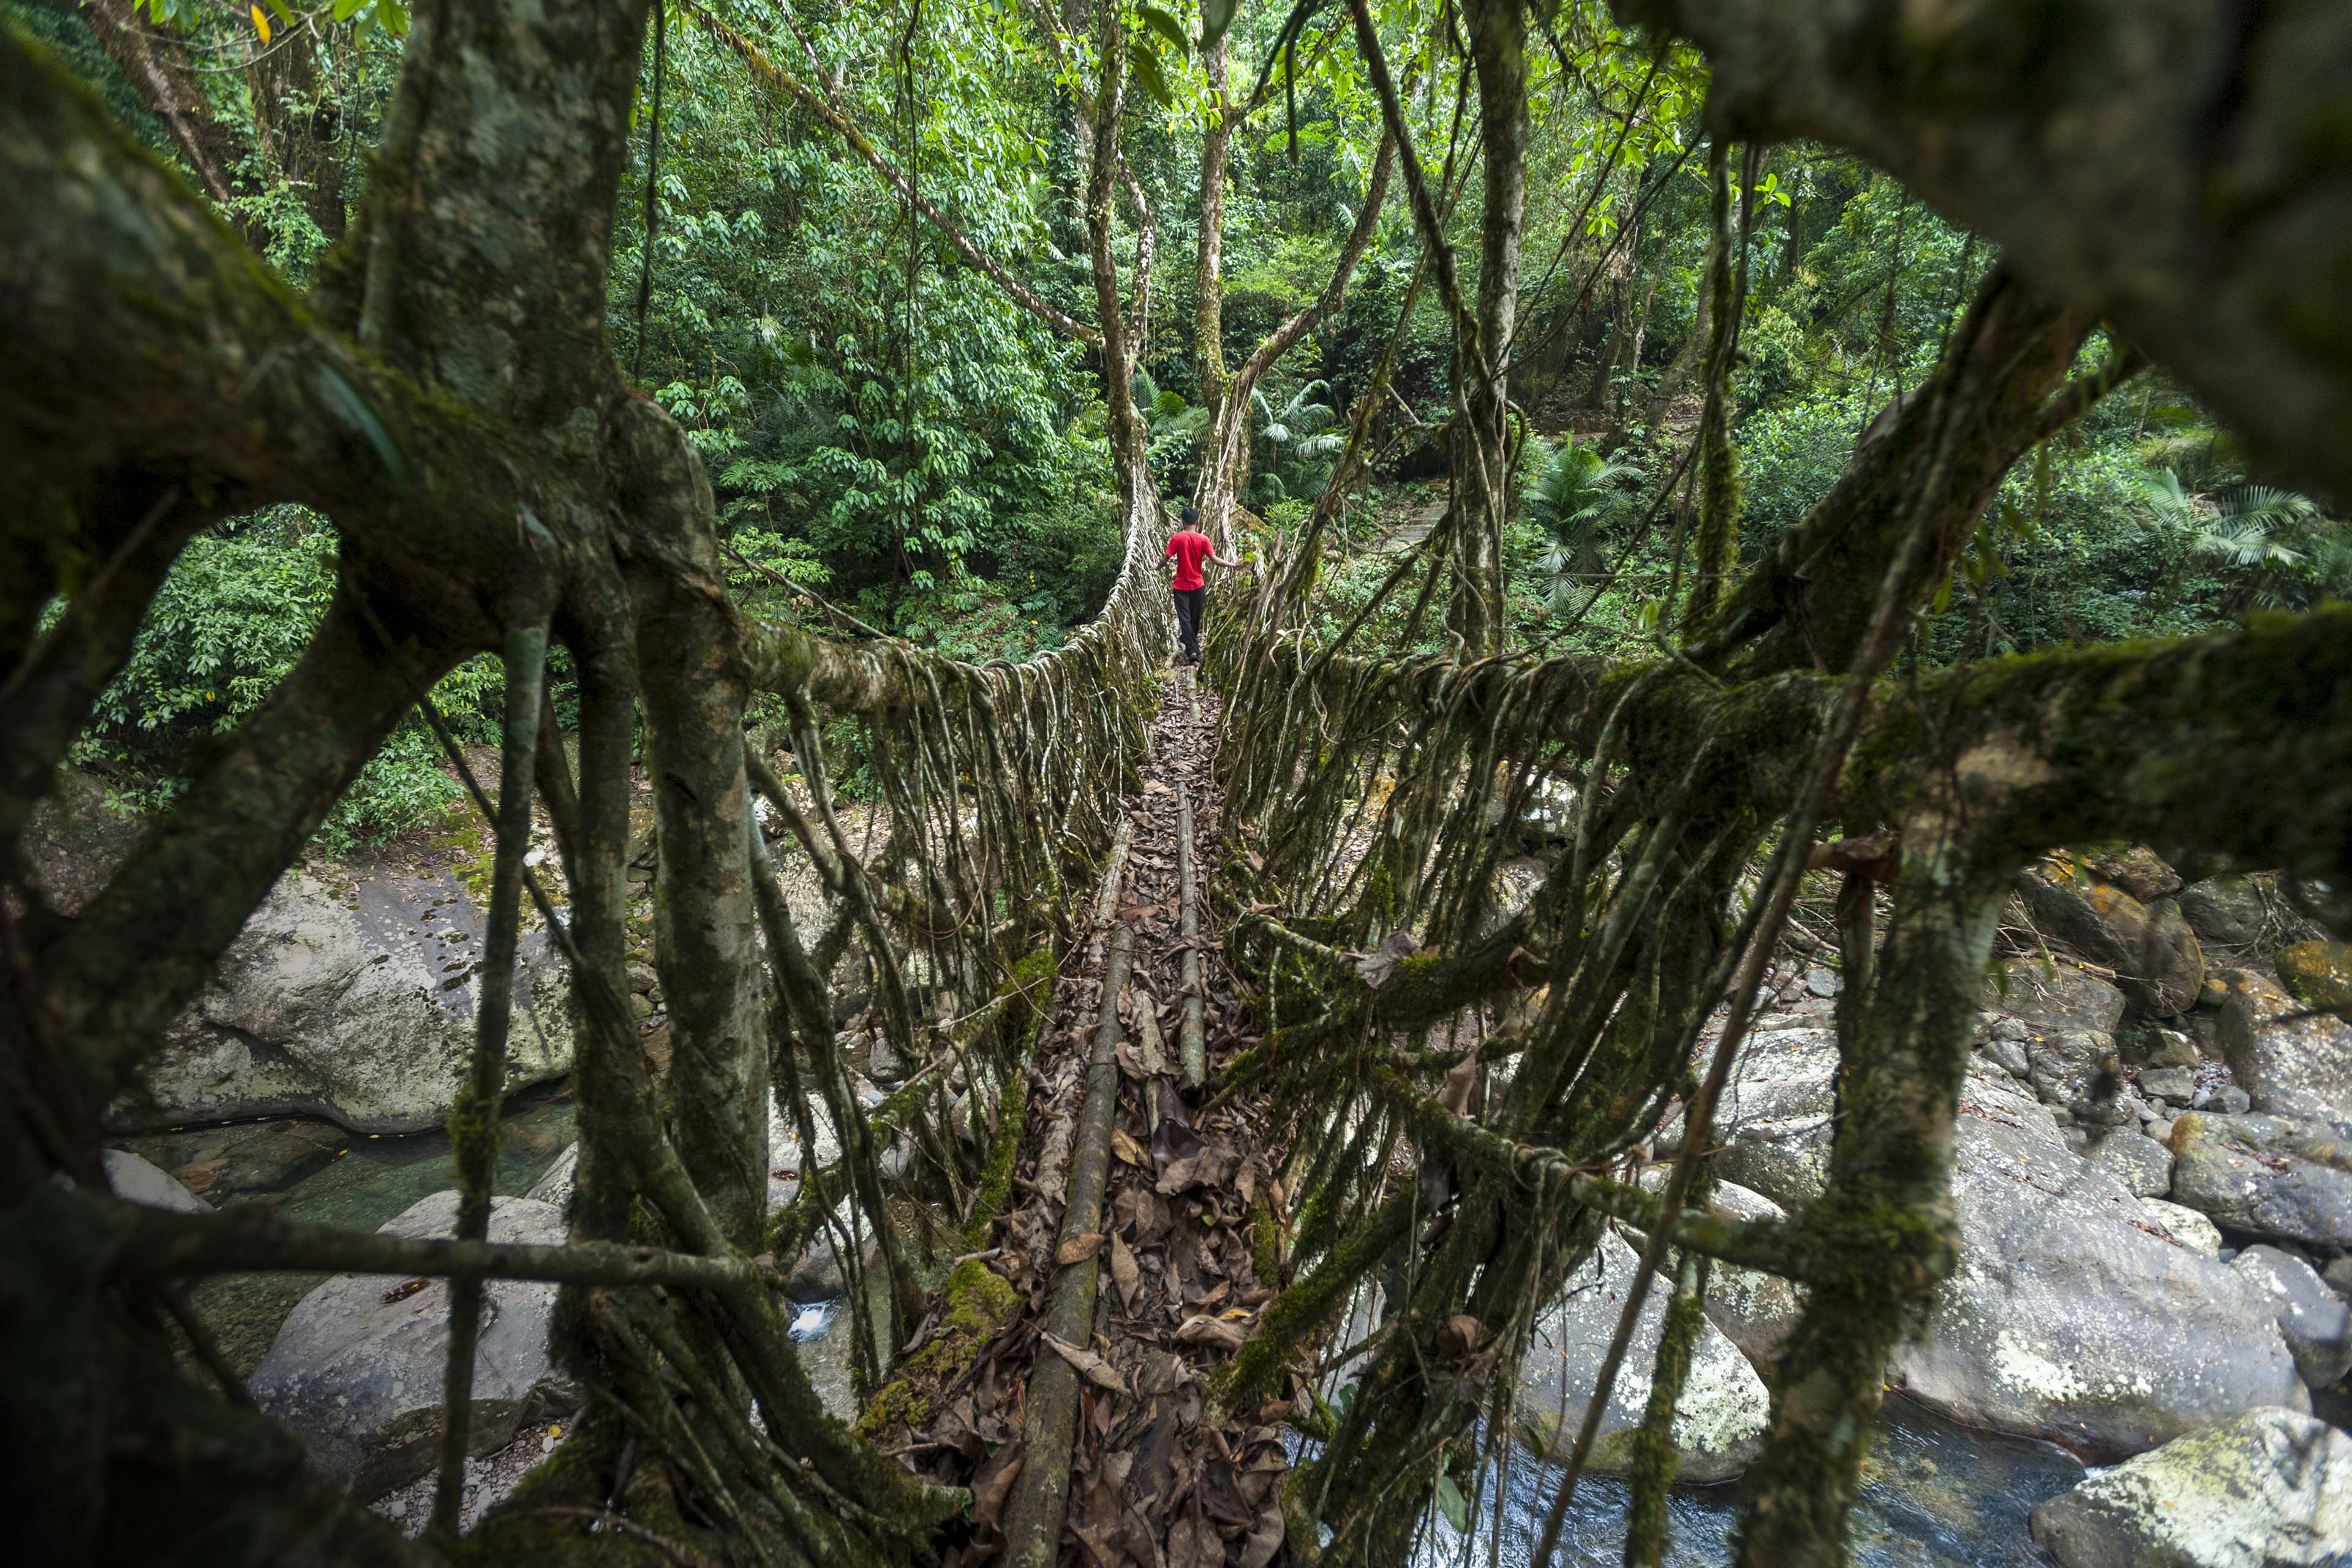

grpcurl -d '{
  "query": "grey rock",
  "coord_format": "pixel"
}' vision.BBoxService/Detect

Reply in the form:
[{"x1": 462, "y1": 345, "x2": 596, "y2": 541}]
[
  {"x1": 2082, "y1": 846, "x2": 2184, "y2": 905},
  {"x1": 1517, "y1": 1230, "x2": 1771, "y2": 1482},
  {"x1": 1803, "y1": 965, "x2": 1842, "y2": 997},
  {"x1": 1982, "y1": 1031, "x2": 2033, "y2": 1079},
  {"x1": 2138, "y1": 1067, "x2": 2196, "y2": 1104},
  {"x1": 2215, "y1": 968, "x2": 2352, "y2": 1125},
  {"x1": 1630, "y1": 1174, "x2": 1805, "y2": 1370},
  {"x1": 2144, "y1": 1030, "x2": 2202, "y2": 1070},
  {"x1": 626, "y1": 963, "x2": 657, "y2": 995},
  {"x1": 2204, "y1": 1084, "x2": 2253, "y2": 1115},
  {"x1": 2146, "y1": 1118, "x2": 2176, "y2": 1147},
  {"x1": 110, "y1": 868, "x2": 575, "y2": 1134},
  {"x1": 2019, "y1": 855, "x2": 2205, "y2": 1017},
  {"x1": 250, "y1": 1192, "x2": 577, "y2": 1498},
  {"x1": 1693, "y1": 1026, "x2": 1842, "y2": 1209},
  {"x1": 785, "y1": 1200, "x2": 884, "y2": 1301},
  {"x1": 2026, "y1": 1027, "x2": 2119, "y2": 1109},
  {"x1": 2029, "y1": 1406, "x2": 2352, "y2": 1568},
  {"x1": 1986, "y1": 958, "x2": 2128, "y2": 1035},
  {"x1": 1704, "y1": 1039, "x2": 2301, "y2": 1453},
  {"x1": 1888, "y1": 1082, "x2": 2305, "y2": 1457},
  {"x1": 2230, "y1": 1245, "x2": 2352, "y2": 1387},
  {"x1": 2325, "y1": 1255, "x2": 2352, "y2": 1300},
  {"x1": 100, "y1": 1148, "x2": 213, "y2": 1214},
  {"x1": 2090, "y1": 1133, "x2": 2174, "y2": 1199},
  {"x1": 2178, "y1": 874, "x2": 2272, "y2": 949},
  {"x1": 2138, "y1": 1199, "x2": 2222, "y2": 1255},
  {"x1": 2171, "y1": 1112, "x2": 2352, "y2": 1248},
  {"x1": 523, "y1": 1144, "x2": 577, "y2": 1208}
]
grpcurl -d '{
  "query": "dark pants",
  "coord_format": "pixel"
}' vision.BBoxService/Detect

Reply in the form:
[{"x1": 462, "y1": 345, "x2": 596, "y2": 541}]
[{"x1": 1172, "y1": 586, "x2": 1204, "y2": 662}]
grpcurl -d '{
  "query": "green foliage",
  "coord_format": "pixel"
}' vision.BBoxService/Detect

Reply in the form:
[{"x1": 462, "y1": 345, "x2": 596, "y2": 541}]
[
  {"x1": 1521, "y1": 435, "x2": 1646, "y2": 614},
  {"x1": 69, "y1": 508, "x2": 503, "y2": 854}
]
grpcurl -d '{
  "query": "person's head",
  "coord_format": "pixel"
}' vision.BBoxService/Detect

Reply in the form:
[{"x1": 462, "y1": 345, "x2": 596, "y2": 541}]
[{"x1": 1181, "y1": 505, "x2": 1200, "y2": 528}]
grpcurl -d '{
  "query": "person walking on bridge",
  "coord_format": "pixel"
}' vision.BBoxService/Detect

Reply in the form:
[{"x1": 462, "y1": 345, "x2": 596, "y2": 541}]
[{"x1": 1163, "y1": 505, "x2": 1237, "y2": 666}]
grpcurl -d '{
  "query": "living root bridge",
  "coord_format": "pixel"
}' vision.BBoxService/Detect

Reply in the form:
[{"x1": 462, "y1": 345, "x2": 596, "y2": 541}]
[{"x1": 1244, "y1": 604, "x2": 2352, "y2": 870}]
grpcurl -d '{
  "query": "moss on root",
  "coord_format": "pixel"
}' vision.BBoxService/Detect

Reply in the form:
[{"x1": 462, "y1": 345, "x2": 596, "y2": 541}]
[{"x1": 855, "y1": 1257, "x2": 1019, "y2": 1439}]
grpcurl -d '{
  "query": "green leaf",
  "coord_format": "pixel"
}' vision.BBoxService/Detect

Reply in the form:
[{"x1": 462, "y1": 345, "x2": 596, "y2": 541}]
[
  {"x1": 1128, "y1": 39, "x2": 1175, "y2": 107},
  {"x1": 1436, "y1": 1474, "x2": 1469, "y2": 1534},
  {"x1": 1137, "y1": 4, "x2": 1191, "y2": 57},
  {"x1": 1199, "y1": 0, "x2": 1241, "y2": 49}
]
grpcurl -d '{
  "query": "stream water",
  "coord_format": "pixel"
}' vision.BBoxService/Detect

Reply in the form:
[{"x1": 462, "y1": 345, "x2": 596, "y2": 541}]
[
  {"x1": 1402, "y1": 1400, "x2": 2080, "y2": 1567},
  {"x1": 117, "y1": 1087, "x2": 578, "y2": 1376}
]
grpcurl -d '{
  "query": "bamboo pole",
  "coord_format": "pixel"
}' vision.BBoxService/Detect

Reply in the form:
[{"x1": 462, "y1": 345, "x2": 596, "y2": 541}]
[
  {"x1": 1177, "y1": 782, "x2": 1207, "y2": 1089},
  {"x1": 1001, "y1": 921, "x2": 1134, "y2": 1566}
]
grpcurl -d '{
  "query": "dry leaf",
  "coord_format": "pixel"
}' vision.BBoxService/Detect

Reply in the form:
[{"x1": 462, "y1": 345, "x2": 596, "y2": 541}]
[
  {"x1": 1109, "y1": 1231, "x2": 1142, "y2": 1309},
  {"x1": 1057, "y1": 1231, "x2": 1106, "y2": 1266},
  {"x1": 1134, "y1": 998, "x2": 1172, "y2": 1076},
  {"x1": 1041, "y1": 1332, "x2": 1129, "y2": 1395},
  {"x1": 1175, "y1": 1314, "x2": 1248, "y2": 1351},
  {"x1": 1110, "y1": 1127, "x2": 1149, "y2": 1167}
]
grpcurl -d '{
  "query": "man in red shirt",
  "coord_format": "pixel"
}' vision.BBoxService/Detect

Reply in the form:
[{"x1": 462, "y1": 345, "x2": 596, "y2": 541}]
[{"x1": 1163, "y1": 505, "x2": 1237, "y2": 665}]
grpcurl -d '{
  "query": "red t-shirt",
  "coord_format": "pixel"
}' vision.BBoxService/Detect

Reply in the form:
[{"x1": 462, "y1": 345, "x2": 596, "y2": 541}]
[{"x1": 1166, "y1": 530, "x2": 1213, "y2": 591}]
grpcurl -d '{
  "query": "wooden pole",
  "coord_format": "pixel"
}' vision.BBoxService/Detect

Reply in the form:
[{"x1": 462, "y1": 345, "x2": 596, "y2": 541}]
[
  {"x1": 1000, "y1": 921, "x2": 1134, "y2": 1565},
  {"x1": 1177, "y1": 782, "x2": 1207, "y2": 1089}
]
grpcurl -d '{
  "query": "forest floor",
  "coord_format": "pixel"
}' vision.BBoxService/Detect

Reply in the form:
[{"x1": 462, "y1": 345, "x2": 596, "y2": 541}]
[{"x1": 878, "y1": 666, "x2": 1298, "y2": 1567}]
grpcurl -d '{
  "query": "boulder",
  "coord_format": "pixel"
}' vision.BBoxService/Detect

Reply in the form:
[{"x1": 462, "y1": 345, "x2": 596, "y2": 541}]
[
  {"x1": 249, "y1": 1192, "x2": 577, "y2": 1497},
  {"x1": 109, "y1": 867, "x2": 575, "y2": 1134},
  {"x1": 2029, "y1": 1406, "x2": 2352, "y2": 1568},
  {"x1": 1690, "y1": 1026, "x2": 1841, "y2": 1210},
  {"x1": 2229, "y1": 1246, "x2": 2352, "y2": 1388},
  {"x1": 523, "y1": 1144, "x2": 577, "y2": 1208},
  {"x1": 2136, "y1": 1066, "x2": 2196, "y2": 1105},
  {"x1": 100, "y1": 1148, "x2": 212, "y2": 1214},
  {"x1": 1977, "y1": 1016, "x2": 2034, "y2": 1080},
  {"x1": 1517, "y1": 1229, "x2": 1771, "y2": 1483},
  {"x1": 2138, "y1": 1199, "x2": 2222, "y2": 1256},
  {"x1": 2275, "y1": 940, "x2": 2352, "y2": 1016},
  {"x1": 2026, "y1": 1026, "x2": 2122, "y2": 1114},
  {"x1": 1888, "y1": 1070, "x2": 2305, "y2": 1457},
  {"x1": 1986, "y1": 958, "x2": 2127, "y2": 1036},
  {"x1": 2213, "y1": 968, "x2": 2352, "y2": 1125},
  {"x1": 2177, "y1": 875, "x2": 2271, "y2": 950},
  {"x1": 2083, "y1": 846, "x2": 2184, "y2": 905},
  {"x1": 2019, "y1": 854, "x2": 2204, "y2": 1017},
  {"x1": 2090, "y1": 1132, "x2": 2174, "y2": 1199},
  {"x1": 1698, "y1": 1036, "x2": 2302, "y2": 1454},
  {"x1": 1630, "y1": 1174, "x2": 1805, "y2": 1369},
  {"x1": 2170, "y1": 1112, "x2": 2352, "y2": 1248}
]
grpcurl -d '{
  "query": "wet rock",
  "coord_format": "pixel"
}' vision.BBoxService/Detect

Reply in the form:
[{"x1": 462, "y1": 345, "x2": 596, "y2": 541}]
[
  {"x1": 2090, "y1": 1132, "x2": 2174, "y2": 1199},
  {"x1": 110, "y1": 867, "x2": 575, "y2": 1134},
  {"x1": 250, "y1": 1192, "x2": 577, "y2": 1497},
  {"x1": 523, "y1": 1144, "x2": 576, "y2": 1208},
  {"x1": 1985, "y1": 958, "x2": 2127, "y2": 1036},
  {"x1": 2229, "y1": 1245, "x2": 2352, "y2": 1388},
  {"x1": 785, "y1": 1200, "x2": 884, "y2": 1301},
  {"x1": 2029, "y1": 1406, "x2": 2351, "y2": 1568},
  {"x1": 1517, "y1": 1229, "x2": 1771, "y2": 1482},
  {"x1": 2178, "y1": 875, "x2": 2272, "y2": 950},
  {"x1": 2082, "y1": 846, "x2": 2183, "y2": 905},
  {"x1": 2276, "y1": 940, "x2": 2352, "y2": 1016},
  {"x1": 2214, "y1": 968, "x2": 2352, "y2": 1125},
  {"x1": 2019, "y1": 854, "x2": 2204, "y2": 1017},
  {"x1": 1888, "y1": 1075, "x2": 2305, "y2": 1457},
  {"x1": 2138, "y1": 1199, "x2": 2221, "y2": 1255},
  {"x1": 2170, "y1": 1112, "x2": 2352, "y2": 1248},
  {"x1": 100, "y1": 1148, "x2": 213, "y2": 1214}
]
